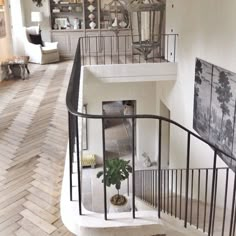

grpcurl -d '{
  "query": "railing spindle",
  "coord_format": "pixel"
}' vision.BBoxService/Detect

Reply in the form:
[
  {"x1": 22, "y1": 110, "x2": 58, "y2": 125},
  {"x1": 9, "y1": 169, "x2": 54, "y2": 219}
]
[
  {"x1": 171, "y1": 169, "x2": 173, "y2": 216},
  {"x1": 208, "y1": 150, "x2": 217, "y2": 236},
  {"x1": 164, "y1": 169, "x2": 166, "y2": 212},
  {"x1": 184, "y1": 132, "x2": 191, "y2": 228},
  {"x1": 211, "y1": 168, "x2": 218, "y2": 235},
  {"x1": 75, "y1": 116, "x2": 82, "y2": 215},
  {"x1": 190, "y1": 169, "x2": 194, "y2": 225},
  {"x1": 203, "y1": 169, "x2": 208, "y2": 232},
  {"x1": 175, "y1": 169, "x2": 178, "y2": 218},
  {"x1": 197, "y1": 169, "x2": 201, "y2": 229},
  {"x1": 132, "y1": 117, "x2": 135, "y2": 218},
  {"x1": 229, "y1": 171, "x2": 236, "y2": 236},
  {"x1": 158, "y1": 119, "x2": 162, "y2": 218},
  {"x1": 102, "y1": 118, "x2": 107, "y2": 220},
  {"x1": 180, "y1": 169, "x2": 182, "y2": 220},
  {"x1": 221, "y1": 168, "x2": 228, "y2": 236}
]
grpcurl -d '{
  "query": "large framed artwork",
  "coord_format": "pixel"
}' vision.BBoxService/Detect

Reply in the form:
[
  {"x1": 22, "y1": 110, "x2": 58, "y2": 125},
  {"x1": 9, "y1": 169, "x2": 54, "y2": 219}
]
[
  {"x1": 0, "y1": 11, "x2": 6, "y2": 38},
  {"x1": 193, "y1": 58, "x2": 236, "y2": 168}
]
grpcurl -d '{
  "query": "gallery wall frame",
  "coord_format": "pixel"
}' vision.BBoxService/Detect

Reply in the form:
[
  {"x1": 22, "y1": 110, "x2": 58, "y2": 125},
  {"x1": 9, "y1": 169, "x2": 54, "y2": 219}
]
[
  {"x1": 193, "y1": 58, "x2": 236, "y2": 169},
  {"x1": 0, "y1": 9, "x2": 6, "y2": 38}
]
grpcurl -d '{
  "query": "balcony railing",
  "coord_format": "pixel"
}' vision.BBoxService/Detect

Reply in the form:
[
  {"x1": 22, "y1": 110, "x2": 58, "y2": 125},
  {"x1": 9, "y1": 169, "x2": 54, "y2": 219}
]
[
  {"x1": 79, "y1": 34, "x2": 178, "y2": 65},
  {"x1": 66, "y1": 34, "x2": 236, "y2": 236}
]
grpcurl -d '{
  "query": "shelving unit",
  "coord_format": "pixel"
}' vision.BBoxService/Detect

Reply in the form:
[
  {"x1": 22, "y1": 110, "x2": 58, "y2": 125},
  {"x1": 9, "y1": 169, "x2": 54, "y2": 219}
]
[{"x1": 49, "y1": 0, "x2": 131, "y2": 58}]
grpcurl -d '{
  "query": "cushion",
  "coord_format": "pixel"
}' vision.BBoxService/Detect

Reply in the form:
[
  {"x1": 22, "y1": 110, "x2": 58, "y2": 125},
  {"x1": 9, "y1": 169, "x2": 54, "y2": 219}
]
[
  {"x1": 29, "y1": 34, "x2": 43, "y2": 46},
  {"x1": 42, "y1": 47, "x2": 58, "y2": 54}
]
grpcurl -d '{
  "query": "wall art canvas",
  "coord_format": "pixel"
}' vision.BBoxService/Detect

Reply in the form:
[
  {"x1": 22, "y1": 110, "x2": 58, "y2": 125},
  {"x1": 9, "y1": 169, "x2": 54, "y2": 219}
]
[
  {"x1": 193, "y1": 58, "x2": 236, "y2": 168},
  {"x1": 0, "y1": 11, "x2": 6, "y2": 38}
]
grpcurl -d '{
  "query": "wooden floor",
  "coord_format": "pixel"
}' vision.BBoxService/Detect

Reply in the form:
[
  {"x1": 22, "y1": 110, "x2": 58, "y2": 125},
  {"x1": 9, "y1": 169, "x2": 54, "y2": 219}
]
[{"x1": 0, "y1": 61, "x2": 75, "y2": 236}]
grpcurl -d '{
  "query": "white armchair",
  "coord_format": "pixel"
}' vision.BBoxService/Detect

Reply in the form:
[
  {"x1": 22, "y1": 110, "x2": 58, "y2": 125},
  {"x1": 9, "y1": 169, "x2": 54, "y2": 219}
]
[{"x1": 23, "y1": 26, "x2": 60, "y2": 64}]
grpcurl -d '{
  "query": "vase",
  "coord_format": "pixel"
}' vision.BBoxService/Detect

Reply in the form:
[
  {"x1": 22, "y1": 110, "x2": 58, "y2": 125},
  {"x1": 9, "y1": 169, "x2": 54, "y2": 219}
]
[
  {"x1": 88, "y1": 0, "x2": 94, "y2": 3},
  {"x1": 87, "y1": 4, "x2": 95, "y2": 12},
  {"x1": 88, "y1": 13, "x2": 95, "y2": 21},
  {"x1": 112, "y1": 17, "x2": 118, "y2": 27},
  {"x1": 89, "y1": 21, "x2": 96, "y2": 29},
  {"x1": 53, "y1": 0, "x2": 60, "y2": 4}
]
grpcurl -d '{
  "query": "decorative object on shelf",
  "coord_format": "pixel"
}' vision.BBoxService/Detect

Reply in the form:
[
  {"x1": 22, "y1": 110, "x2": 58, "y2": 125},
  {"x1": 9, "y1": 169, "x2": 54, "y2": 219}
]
[
  {"x1": 52, "y1": 7, "x2": 60, "y2": 13},
  {"x1": 53, "y1": 23, "x2": 59, "y2": 29},
  {"x1": 73, "y1": 17, "x2": 79, "y2": 29},
  {"x1": 103, "y1": 0, "x2": 128, "y2": 33},
  {"x1": 142, "y1": 152, "x2": 152, "y2": 167},
  {"x1": 88, "y1": 13, "x2": 95, "y2": 21},
  {"x1": 89, "y1": 20, "x2": 96, "y2": 29},
  {"x1": 119, "y1": 20, "x2": 127, "y2": 28},
  {"x1": 55, "y1": 17, "x2": 68, "y2": 29},
  {"x1": 88, "y1": 0, "x2": 94, "y2": 4},
  {"x1": 127, "y1": 0, "x2": 165, "y2": 61},
  {"x1": 87, "y1": 4, "x2": 95, "y2": 12},
  {"x1": 111, "y1": 16, "x2": 118, "y2": 27},
  {"x1": 97, "y1": 158, "x2": 132, "y2": 207},
  {"x1": 75, "y1": 6, "x2": 82, "y2": 12},
  {"x1": 53, "y1": 0, "x2": 60, "y2": 3},
  {"x1": 32, "y1": 0, "x2": 44, "y2": 7},
  {"x1": 0, "y1": 11, "x2": 6, "y2": 38}
]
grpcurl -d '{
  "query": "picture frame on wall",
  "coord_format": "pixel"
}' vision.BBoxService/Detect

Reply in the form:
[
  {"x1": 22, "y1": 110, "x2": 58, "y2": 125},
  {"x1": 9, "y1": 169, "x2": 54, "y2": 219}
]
[
  {"x1": 0, "y1": 10, "x2": 6, "y2": 38},
  {"x1": 82, "y1": 104, "x2": 88, "y2": 150}
]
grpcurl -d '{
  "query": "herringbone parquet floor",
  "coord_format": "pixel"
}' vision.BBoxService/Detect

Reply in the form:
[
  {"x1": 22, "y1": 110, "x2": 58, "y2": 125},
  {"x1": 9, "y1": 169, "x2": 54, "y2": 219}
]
[{"x1": 0, "y1": 61, "x2": 75, "y2": 236}]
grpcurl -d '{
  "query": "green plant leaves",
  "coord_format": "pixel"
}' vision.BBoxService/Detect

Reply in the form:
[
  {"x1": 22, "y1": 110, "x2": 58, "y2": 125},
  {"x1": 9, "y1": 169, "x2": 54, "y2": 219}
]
[{"x1": 96, "y1": 158, "x2": 132, "y2": 193}]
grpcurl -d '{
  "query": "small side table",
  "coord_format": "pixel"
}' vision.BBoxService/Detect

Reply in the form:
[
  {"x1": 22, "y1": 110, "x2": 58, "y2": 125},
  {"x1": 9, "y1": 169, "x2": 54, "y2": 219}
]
[{"x1": 0, "y1": 56, "x2": 30, "y2": 80}]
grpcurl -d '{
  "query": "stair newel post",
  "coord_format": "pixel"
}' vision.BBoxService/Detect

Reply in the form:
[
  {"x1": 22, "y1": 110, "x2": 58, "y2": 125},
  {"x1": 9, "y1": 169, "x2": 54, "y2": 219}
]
[
  {"x1": 68, "y1": 112, "x2": 74, "y2": 202},
  {"x1": 184, "y1": 132, "x2": 191, "y2": 228},
  {"x1": 132, "y1": 117, "x2": 136, "y2": 219},
  {"x1": 75, "y1": 116, "x2": 82, "y2": 215},
  {"x1": 102, "y1": 117, "x2": 108, "y2": 220},
  {"x1": 158, "y1": 119, "x2": 162, "y2": 218},
  {"x1": 208, "y1": 149, "x2": 217, "y2": 236}
]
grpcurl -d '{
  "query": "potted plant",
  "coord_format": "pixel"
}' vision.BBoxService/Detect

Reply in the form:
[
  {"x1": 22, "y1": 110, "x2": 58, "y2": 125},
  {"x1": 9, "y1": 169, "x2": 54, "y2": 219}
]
[{"x1": 97, "y1": 158, "x2": 132, "y2": 206}]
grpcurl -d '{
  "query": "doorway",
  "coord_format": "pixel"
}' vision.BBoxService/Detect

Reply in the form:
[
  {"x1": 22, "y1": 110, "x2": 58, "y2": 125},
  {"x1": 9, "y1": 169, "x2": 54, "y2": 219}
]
[
  {"x1": 160, "y1": 100, "x2": 170, "y2": 168},
  {"x1": 102, "y1": 100, "x2": 136, "y2": 159}
]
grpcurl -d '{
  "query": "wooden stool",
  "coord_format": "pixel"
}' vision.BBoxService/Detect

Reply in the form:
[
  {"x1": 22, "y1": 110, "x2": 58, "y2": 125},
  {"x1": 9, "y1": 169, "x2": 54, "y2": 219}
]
[{"x1": 0, "y1": 56, "x2": 30, "y2": 80}]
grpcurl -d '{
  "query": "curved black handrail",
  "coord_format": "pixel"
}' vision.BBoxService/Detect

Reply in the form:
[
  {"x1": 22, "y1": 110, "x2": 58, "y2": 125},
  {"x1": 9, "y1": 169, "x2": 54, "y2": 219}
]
[{"x1": 66, "y1": 37, "x2": 236, "y2": 162}]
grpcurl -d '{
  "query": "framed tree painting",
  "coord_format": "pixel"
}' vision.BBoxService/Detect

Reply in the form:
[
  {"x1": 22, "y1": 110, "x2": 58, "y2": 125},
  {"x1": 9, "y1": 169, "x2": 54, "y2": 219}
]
[
  {"x1": 193, "y1": 58, "x2": 236, "y2": 168},
  {"x1": 0, "y1": 10, "x2": 6, "y2": 38}
]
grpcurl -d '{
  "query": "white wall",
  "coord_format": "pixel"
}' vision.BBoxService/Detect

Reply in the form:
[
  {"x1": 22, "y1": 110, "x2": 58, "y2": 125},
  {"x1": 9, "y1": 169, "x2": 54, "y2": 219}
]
[
  {"x1": 0, "y1": 0, "x2": 12, "y2": 58},
  {"x1": 158, "y1": 0, "x2": 236, "y2": 208},
  {"x1": 82, "y1": 66, "x2": 158, "y2": 164}
]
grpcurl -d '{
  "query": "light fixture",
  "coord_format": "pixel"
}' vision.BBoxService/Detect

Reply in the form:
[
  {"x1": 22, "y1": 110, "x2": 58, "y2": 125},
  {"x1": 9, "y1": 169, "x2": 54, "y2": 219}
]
[
  {"x1": 0, "y1": 0, "x2": 4, "y2": 6},
  {"x1": 104, "y1": 0, "x2": 129, "y2": 34},
  {"x1": 31, "y1": 12, "x2": 43, "y2": 29},
  {"x1": 127, "y1": 0, "x2": 165, "y2": 61}
]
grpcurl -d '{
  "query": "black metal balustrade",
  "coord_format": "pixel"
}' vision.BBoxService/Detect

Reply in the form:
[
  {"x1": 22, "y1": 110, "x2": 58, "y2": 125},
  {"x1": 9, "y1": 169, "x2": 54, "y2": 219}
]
[
  {"x1": 79, "y1": 34, "x2": 178, "y2": 65},
  {"x1": 66, "y1": 35, "x2": 236, "y2": 236}
]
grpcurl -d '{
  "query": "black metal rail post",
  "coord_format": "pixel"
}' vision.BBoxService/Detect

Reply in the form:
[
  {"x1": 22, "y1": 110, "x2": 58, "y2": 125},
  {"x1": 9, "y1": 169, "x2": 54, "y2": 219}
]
[
  {"x1": 75, "y1": 116, "x2": 82, "y2": 215},
  {"x1": 184, "y1": 132, "x2": 191, "y2": 228},
  {"x1": 132, "y1": 117, "x2": 135, "y2": 219},
  {"x1": 102, "y1": 118, "x2": 107, "y2": 220},
  {"x1": 158, "y1": 119, "x2": 162, "y2": 218},
  {"x1": 68, "y1": 112, "x2": 74, "y2": 202},
  {"x1": 208, "y1": 149, "x2": 217, "y2": 236}
]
